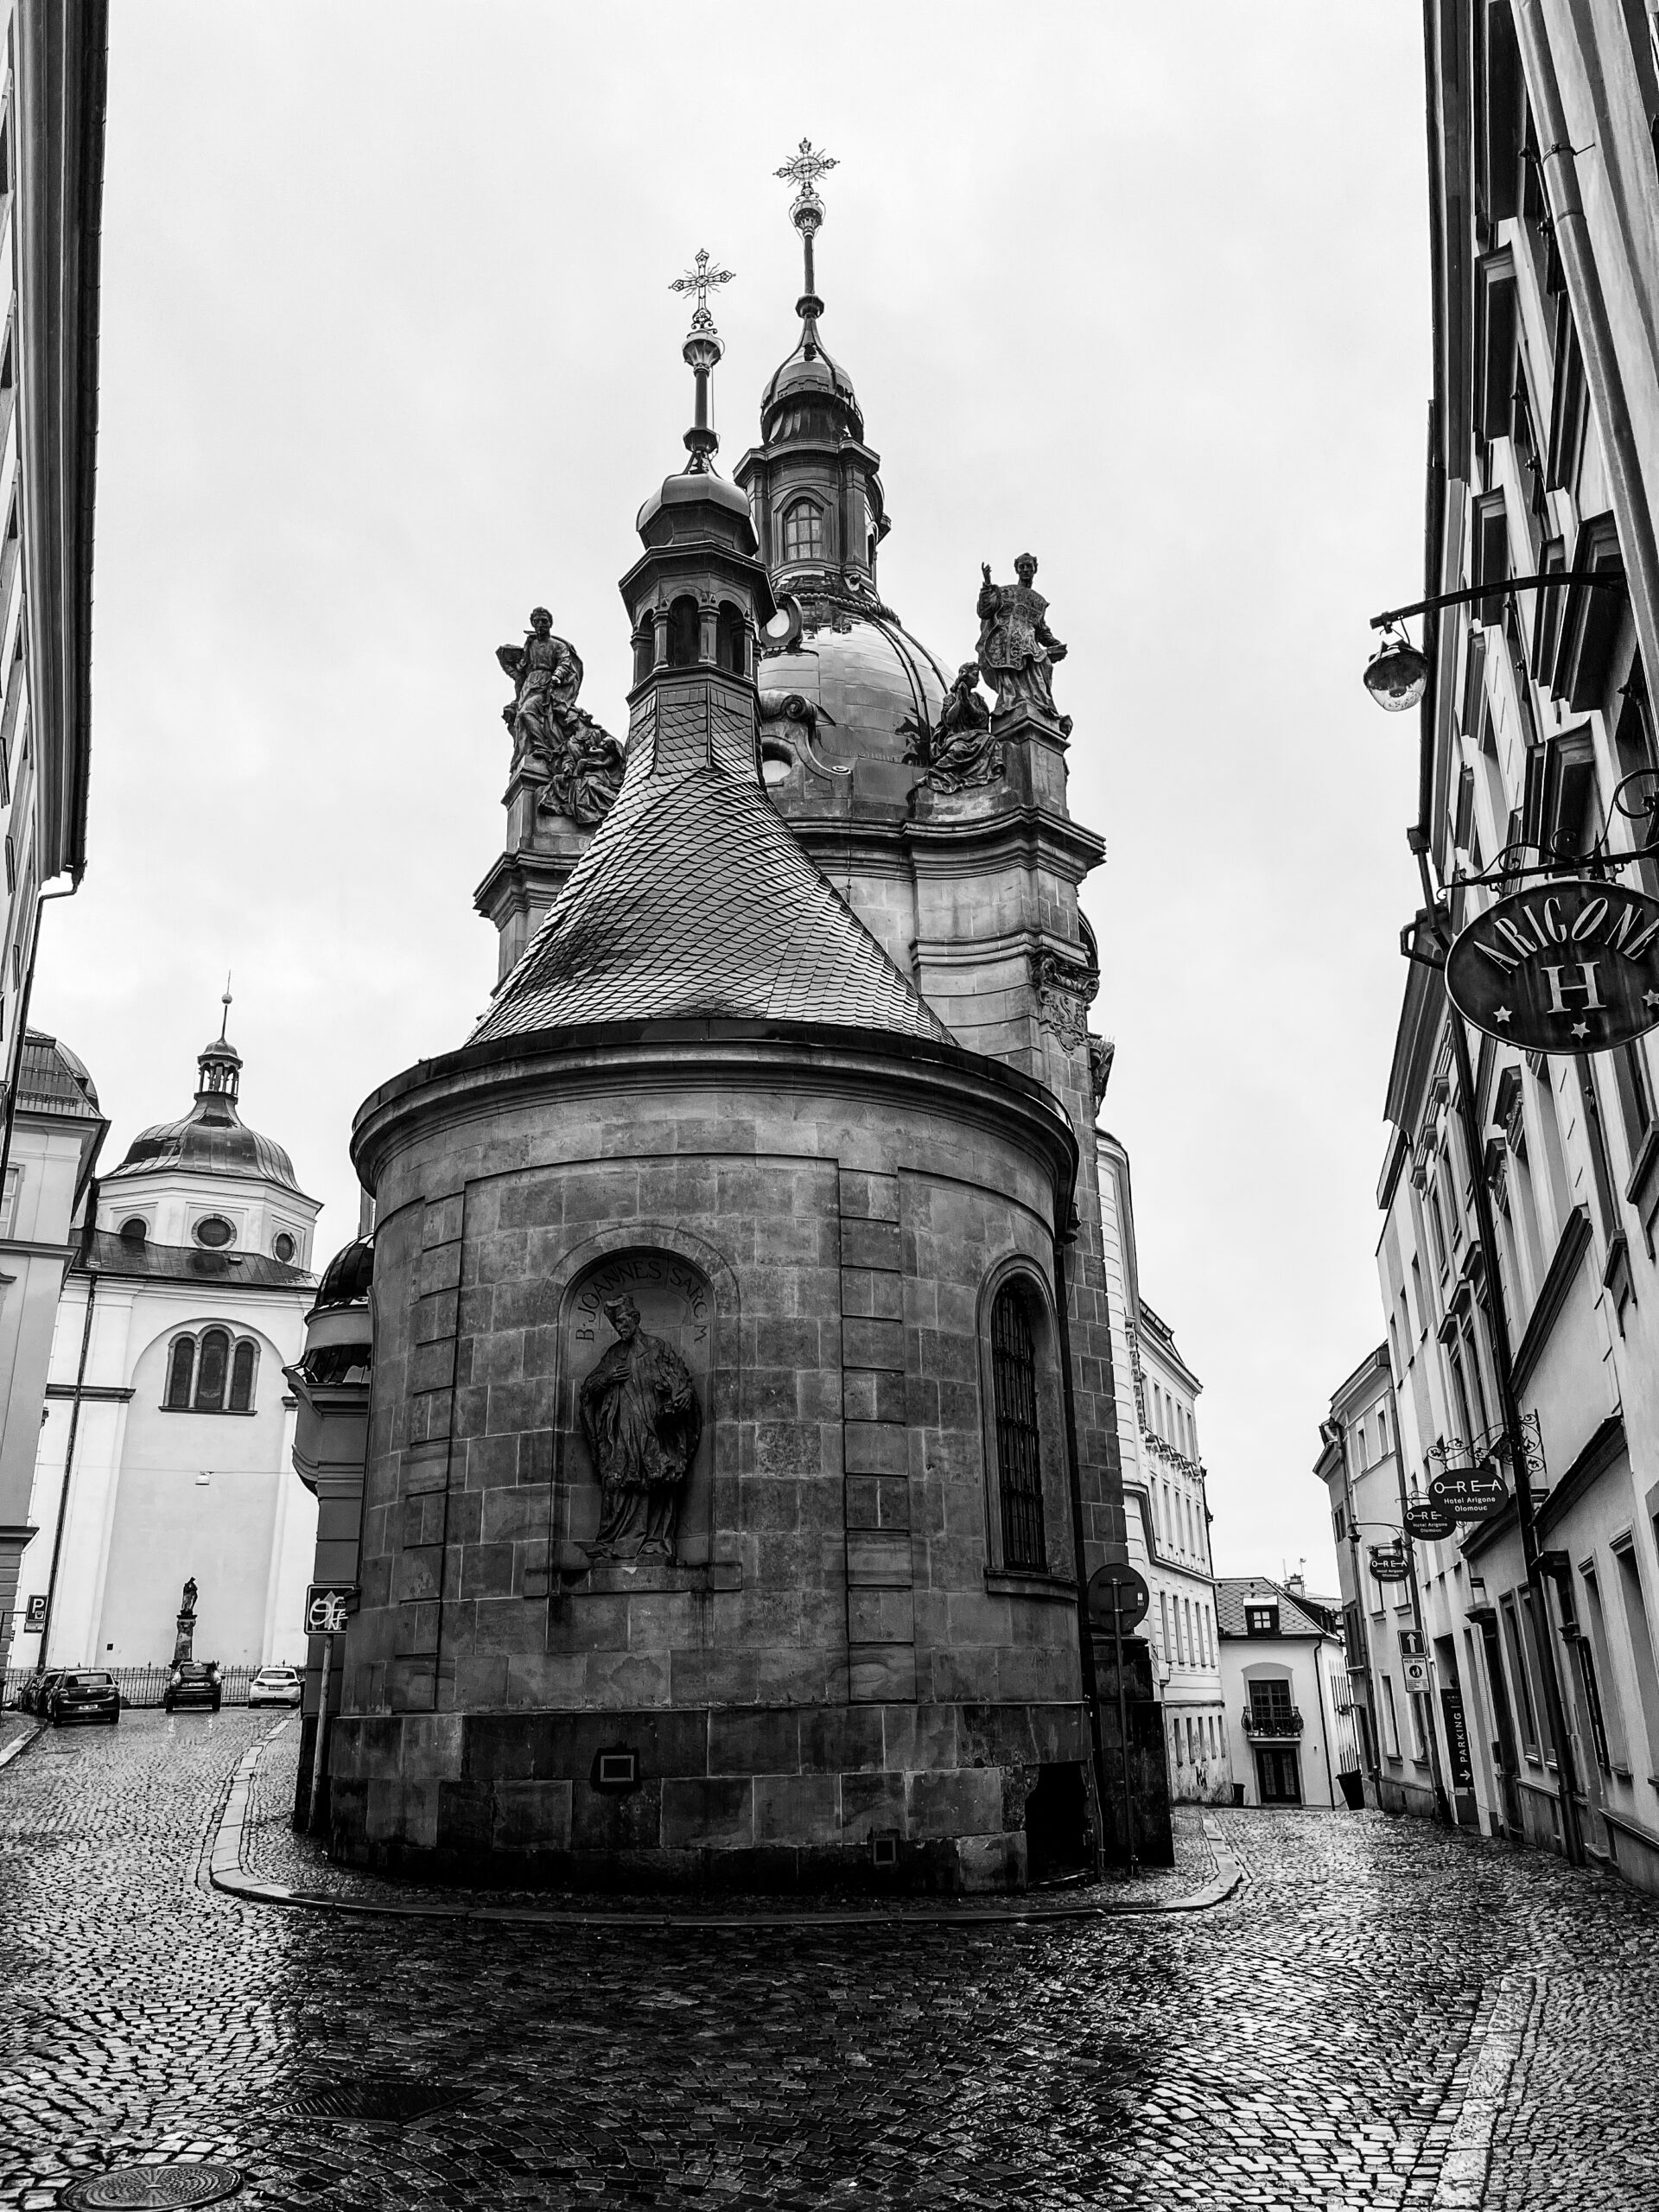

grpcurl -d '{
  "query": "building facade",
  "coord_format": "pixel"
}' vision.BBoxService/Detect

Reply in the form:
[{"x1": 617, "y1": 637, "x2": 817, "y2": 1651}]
[
  {"x1": 311, "y1": 159, "x2": 1165, "y2": 1893},
  {"x1": 11, "y1": 1027, "x2": 321, "y2": 1673},
  {"x1": 1217, "y1": 1577, "x2": 1363, "y2": 1809},
  {"x1": 1096, "y1": 1132, "x2": 1230, "y2": 1804},
  {"x1": 0, "y1": 3, "x2": 107, "y2": 1676},
  {"x1": 1361, "y1": 5, "x2": 1659, "y2": 1893}
]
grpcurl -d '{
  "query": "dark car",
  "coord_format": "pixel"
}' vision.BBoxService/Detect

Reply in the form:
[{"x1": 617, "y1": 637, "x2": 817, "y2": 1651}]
[
  {"x1": 163, "y1": 1661, "x2": 221, "y2": 1713},
  {"x1": 46, "y1": 1669, "x2": 120, "y2": 1726},
  {"x1": 16, "y1": 1669, "x2": 62, "y2": 1714}
]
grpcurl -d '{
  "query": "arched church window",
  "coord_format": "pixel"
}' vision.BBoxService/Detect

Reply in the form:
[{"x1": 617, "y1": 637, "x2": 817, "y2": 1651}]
[
  {"x1": 667, "y1": 595, "x2": 700, "y2": 668},
  {"x1": 195, "y1": 1327, "x2": 230, "y2": 1412},
  {"x1": 716, "y1": 602, "x2": 746, "y2": 677},
  {"x1": 229, "y1": 1339, "x2": 257, "y2": 1414},
  {"x1": 990, "y1": 1282, "x2": 1046, "y2": 1572},
  {"x1": 632, "y1": 626, "x2": 654, "y2": 685},
  {"x1": 781, "y1": 499, "x2": 823, "y2": 563},
  {"x1": 164, "y1": 1337, "x2": 194, "y2": 1410},
  {"x1": 194, "y1": 1216, "x2": 234, "y2": 1249}
]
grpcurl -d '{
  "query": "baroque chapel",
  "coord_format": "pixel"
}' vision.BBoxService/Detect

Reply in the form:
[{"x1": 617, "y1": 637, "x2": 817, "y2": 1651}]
[{"x1": 308, "y1": 153, "x2": 1162, "y2": 1889}]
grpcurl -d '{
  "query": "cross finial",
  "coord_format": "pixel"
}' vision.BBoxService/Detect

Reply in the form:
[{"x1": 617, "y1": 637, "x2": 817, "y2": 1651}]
[
  {"x1": 669, "y1": 247, "x2": 734, "y2": 336},
  {"x1": 773, "y1": 137, "x2": 837, "y2": 210}
]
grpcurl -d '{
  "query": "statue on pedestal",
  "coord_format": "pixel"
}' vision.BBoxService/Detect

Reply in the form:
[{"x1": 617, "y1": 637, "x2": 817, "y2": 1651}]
[
  {"x1": 578, "y1": 1295, "x2": 702, "y2": 1562},
  {"x1": 923, "y1": 663, "x2": 1002, "y2": 791},
  {"x1": 976, "y1": 556, "x2": 1071, "y2": 734},
  {"x1": 496, "y1": 609, "x2": 626, "y2": 827},
  {"x1": 173, "y1": 1575, "x2": 198, "y2": 1667}
]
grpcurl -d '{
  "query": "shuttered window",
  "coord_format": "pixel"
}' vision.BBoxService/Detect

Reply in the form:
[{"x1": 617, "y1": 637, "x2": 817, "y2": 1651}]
[{"x1": 991, "y1": 1285, "x2": 1046, "y2": 1572}]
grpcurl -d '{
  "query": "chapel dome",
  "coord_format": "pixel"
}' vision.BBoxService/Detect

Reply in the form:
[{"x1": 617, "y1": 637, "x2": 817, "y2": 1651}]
[
  {"x1": 760, "y1": 599, "x2": 954, "y2": 770},
  {"x1": 312, "y1": 1233, "x2": 375, "y2": 1313},
  {"x1": 635, "y1": 466, "x2": 753, "y2": 538},
  {"x1": 760, "y1": 339, "x2": 862, "y2": 441},
  {"x1": 104, "y1": 1027, "x2": 301, "y2": 1193}
]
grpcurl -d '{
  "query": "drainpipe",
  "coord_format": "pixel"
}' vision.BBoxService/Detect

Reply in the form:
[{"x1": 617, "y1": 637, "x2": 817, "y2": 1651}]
[
  {"x1": 1323, "y1": 1412, "x2": 1382, "y2": 1790},
  {"x1": 37, "y1": 1258, "x2": 95, "y2": 1669},
  {"x1": 1512, "y1": 0, "x2": 1659, "y2": 686},
  {"x1": 1390, "y1": 1395, "x2": 1452, "y2": 1826}
]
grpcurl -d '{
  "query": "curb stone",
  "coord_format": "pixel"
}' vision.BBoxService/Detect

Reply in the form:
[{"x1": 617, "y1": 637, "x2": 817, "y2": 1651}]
[
  {"x1": 209, "y1": 1727, "x2": 1245, "y2": 1931},
  {"x1": 0, "y1": 1719, "x2": 47, "y2": 1771}
]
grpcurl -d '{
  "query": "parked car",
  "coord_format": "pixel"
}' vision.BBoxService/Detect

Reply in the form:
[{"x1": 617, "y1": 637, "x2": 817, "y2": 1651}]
[
  {"x1": 248, "y1": 1666, "x2": 302, "y2": 1708},
  {"x1": 16, "y1": 1669, "x2": 62, "y2": 1714},
  {"x1": 163, "y1": 1661, "x2": 221, "y2": 1713},
  {"x1": 46, "y1": 1669, "x2": 119, "y2": 1726}
]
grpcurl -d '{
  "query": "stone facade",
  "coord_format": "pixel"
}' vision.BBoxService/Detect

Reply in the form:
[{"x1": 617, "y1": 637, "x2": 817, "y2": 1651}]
[{"x1": 331, "y1": 1028, "x2": 1090, "y2": 1888}]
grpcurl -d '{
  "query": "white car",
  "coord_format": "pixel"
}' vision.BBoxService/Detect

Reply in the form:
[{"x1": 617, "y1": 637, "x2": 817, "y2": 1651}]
[{"x1": 248, "y1": 1666, "x2": 303, "y2": 1708}]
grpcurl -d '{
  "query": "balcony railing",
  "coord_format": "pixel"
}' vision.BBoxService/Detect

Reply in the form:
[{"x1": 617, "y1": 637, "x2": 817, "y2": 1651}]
[{"x1": 1242, "y1": 1707, "x2": 1304, "y2": 1740}]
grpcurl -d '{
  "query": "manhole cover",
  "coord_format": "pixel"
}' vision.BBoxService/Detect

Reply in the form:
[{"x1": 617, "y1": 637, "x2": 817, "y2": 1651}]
[
  {"x1": 62, "y1": 2168, "x2": 243, "y2": 2211},
  {"x1": 284, "y1": 2077, "x2": 461, "y2": 2123}
]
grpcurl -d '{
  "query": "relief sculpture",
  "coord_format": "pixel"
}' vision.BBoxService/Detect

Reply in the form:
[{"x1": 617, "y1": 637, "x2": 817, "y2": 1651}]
[
  {"x1": 577, "y1": 1293, "x2": 702, "y2": 1562},
  {"x1": 496, "y1": 607, "x2": 626, "y2": 826}
]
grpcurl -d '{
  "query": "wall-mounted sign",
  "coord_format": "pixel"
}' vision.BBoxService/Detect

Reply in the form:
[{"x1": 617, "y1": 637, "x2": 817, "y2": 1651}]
[
  {"x1": 23, "y1": 1593, "x2": 46, "y2": 1632},
  {"x1": 1402, "y1": 1655, "x2": 1431, "y2": 1695},
  {"x1": 1428, "y1": 1465, "x2": 1508, "y2": 1521},
  {"x1": 1446, "y1": 877, "x2": 1659, "y2": 1053},
  {"x1": 1370, "y1": 1545, "x2": 1409, "y2": 1585},
  {"x1": 1398, "y1": 1629, "x2": 1427, "y2": 1658},
  {"x1": 1404, "y1": 1502, "x2": 1458, "y2": 1542},
  {"x1": 1440, "y1": 1683, "x2": 1476, "y2": 1789}
]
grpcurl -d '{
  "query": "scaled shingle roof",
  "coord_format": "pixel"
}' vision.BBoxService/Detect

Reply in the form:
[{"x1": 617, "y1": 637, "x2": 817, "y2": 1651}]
[{"x1": 471, "y1": 690, "x2": 952, "y2": 1048}]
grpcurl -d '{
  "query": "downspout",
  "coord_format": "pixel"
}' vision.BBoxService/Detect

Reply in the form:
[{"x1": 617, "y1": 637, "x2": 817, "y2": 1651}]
[
  {"x1": 1329, "y1": 1412, "x2": 1383, "y2": 1789},
  {"x1": 1513, "y1": 0, "x2": 1659, "y2": 684},
  {"x1": 37, "y1": 1248, "x2": 94, "y2": 1669}
]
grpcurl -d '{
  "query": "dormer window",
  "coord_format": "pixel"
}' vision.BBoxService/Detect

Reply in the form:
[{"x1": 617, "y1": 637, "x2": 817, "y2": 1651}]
[
  {"x1": 781, "y1": 499, "x2": 823, "y2": 563},
  {"x1": 1245, "y1": 1604, "x2": 1280, "y2": 1637}
]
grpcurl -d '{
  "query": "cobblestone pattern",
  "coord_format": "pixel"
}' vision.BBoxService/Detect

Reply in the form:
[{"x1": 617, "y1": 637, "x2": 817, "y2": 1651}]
[{"x1": 3, "y1": 1712, "x2": 1657, "y2": 2209}]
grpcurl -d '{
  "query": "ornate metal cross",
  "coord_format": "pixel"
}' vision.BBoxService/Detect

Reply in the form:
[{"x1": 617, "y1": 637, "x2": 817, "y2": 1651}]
[
  {"x1": 669, "y1": 248, "x2": 734, "y2": 333},
  {"x1": 773, "y1": 137, "x2": 837, "y2": 207}
]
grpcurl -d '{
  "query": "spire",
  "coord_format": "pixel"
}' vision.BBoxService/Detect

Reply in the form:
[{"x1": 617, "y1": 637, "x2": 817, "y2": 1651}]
[
  {"x1": 668, "y1": 248, "x2": 734, "y2": 473},
  {"x1": 197, "y1": 978, "x2": 243, "y2": 1107},
  {"x1": 219, "y1": 972, "x2": 232, "y2": 1042},
  {"x1": 773, "y1": 137, "x2": 837, "y2": 359}
]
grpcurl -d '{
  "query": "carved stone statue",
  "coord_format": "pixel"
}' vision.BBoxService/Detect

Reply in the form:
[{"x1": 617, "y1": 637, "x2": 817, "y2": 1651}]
[
  {"x1": 577, "y1": 1294, "x2": 702, "y2": 1562},
  {"x1": 172, "y1": 1577, "x2": 199, "y2": 1668},
  {"x1": 180, "y1": 1577, "x2": 198, "y2": 1618},
  {"x1": 496, "y1": 608, "x2": 626, "y2": 827},
  {"x1": 976, "y1": 556, "x2": 1071, "y2": 733},
  {"x1": 925, "y1": 663, "x2": 1002, "y2": 791}
]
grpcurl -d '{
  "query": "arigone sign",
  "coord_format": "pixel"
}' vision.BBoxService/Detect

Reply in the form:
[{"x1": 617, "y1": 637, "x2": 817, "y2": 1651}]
[{"x1": 1446, "y1": 878, "x2": 1659, "y2": 1052}]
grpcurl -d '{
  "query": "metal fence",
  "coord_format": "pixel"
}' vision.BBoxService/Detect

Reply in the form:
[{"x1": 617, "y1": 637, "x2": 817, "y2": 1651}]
[{"x1": 5, "y1": 1664, "x2": 261, "y2": 1709}]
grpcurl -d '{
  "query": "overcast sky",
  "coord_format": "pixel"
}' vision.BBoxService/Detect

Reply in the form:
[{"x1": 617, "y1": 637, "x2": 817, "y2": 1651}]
[{"x1": 40, "y1": 3, "x2": 1429, "y2": 1590}]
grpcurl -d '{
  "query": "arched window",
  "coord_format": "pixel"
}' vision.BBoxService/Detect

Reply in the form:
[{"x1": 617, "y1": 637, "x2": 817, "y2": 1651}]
[
  {"x1": 195, "y1": 1328, "x2": 230, "y2": 1411},
  {"x1": 165, "y1": 1337, "x2": 194, "y2": 1409},
  {"x1": 632, "y1": 627, "x2": 654, "y2": 685},
  {"x1": 716, "y1": 602, "x2": 746, "y2": 677},
  {"x1": 781, "y1": 499, "x2": 823, "y2": 563},
  {"x1": 118, "y1": 1217, "x2": 147, "y2": 1246},
  {"x1": 667, "y1": 595, "x2": 700, "y2": 668},
  {"x1": 990, "y1": 1282, "x2": 1046, "y2": 1572},
  {"x1": 230, "y1": 1339, "x2": 257, "y2": 1413}
]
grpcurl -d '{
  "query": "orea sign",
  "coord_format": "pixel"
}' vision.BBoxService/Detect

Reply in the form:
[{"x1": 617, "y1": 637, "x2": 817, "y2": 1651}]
[{"x1": 1446, "y1": 879, "x2": 1659, "y2": 1052}]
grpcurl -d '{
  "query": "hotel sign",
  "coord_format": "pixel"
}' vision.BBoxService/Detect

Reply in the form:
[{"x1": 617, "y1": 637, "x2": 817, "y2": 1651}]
[
  {"x1": 1446, "y1": 879, "x2": 1659, "y2": 1053},
  {"x1": 1370, "y1": 1544, "x2": 1409, "y2": 1585},
  {"x1": 1428, "y1": 1465, "x2": 1508, "y2": 1521}
]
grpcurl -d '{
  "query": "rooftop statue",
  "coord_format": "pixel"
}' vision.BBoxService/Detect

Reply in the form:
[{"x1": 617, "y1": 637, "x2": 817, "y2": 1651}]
[
  {"x1": 578, "y1": 1295, "x2": 702, "y2": 1563},
  {"x1": 976, "y1": 556, "x2": 1071, "y2": 734},
  {"x1": 496, "y1": 608, "x2": 626, "y2": 827},
  {"x1": 924, "y1": 663, "x2": 1002, "y2": 791}
]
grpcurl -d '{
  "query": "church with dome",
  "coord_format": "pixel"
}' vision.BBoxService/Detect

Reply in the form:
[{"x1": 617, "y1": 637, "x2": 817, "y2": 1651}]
[
  {"x1": 310, "y1": 147, "x2": 1164, "y2": 1891},
  {"x1": 16, "y1": 1013, "x2": 322, "y2": 1675}
]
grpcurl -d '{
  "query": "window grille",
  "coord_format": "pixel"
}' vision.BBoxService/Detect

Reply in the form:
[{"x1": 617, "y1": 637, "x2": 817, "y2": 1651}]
[
  {"x1": 781, "y1": 499, "x2": 823, "y2": 563},
  {"x1": 990, "y1": 1284, "x2": 1046, "y2": 1571}
]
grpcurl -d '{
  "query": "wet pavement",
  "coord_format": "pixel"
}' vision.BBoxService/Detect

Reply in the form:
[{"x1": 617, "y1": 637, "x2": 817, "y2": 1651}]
[{"x1": 2, "y1": 1710, "x2": 1656, "y2": 2210}]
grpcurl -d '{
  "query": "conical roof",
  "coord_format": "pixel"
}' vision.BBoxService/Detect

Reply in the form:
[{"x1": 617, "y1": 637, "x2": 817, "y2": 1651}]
[{"x1": 469, "y1": 690, "x2": 951, "y2": 1047}]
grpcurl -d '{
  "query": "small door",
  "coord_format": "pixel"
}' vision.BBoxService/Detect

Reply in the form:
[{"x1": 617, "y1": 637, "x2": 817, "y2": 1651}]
[{"x1": 1256, "y1": 1748, "x2": 1301, "y2": 1804}]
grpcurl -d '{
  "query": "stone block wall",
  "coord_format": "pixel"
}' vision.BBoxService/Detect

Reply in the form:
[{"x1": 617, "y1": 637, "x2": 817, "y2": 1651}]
[{"x1": 333, "y1": 1028, "x2": 1098, "y2": 1888}]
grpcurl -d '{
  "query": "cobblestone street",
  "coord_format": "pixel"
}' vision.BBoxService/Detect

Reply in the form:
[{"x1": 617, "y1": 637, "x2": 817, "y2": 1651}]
[{"x1": 2, "y1": 1713, "x2": 1656, "y2": 2210}]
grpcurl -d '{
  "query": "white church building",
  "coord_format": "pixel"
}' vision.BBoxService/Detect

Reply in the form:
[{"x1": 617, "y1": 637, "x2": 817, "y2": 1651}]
[{"x1": 15, "y1": 1020, "x2": 321, "y2": 1673}]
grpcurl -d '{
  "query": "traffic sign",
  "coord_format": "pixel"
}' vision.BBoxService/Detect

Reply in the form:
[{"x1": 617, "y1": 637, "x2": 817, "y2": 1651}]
[
  {"x1": 1428, "y1": 1465, "x2": 1507, "y2": 1521},
  {"x1": 1399, "y1": 1629, "x2": 1427, "y2": 1658},
  {"x1": 1404, "y1": 1500, "x2": 1458, "y2": 1542},
  {"x1": 1402, "y1": 1656, "x2": 1431, "y2": 1694},
  {"x1": 304, "y1": 1584, "x2": 358, "y2": 1636},
  {"x1": 1086, "y1": 1560, "x2": 1151, "y2": 1632}
]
